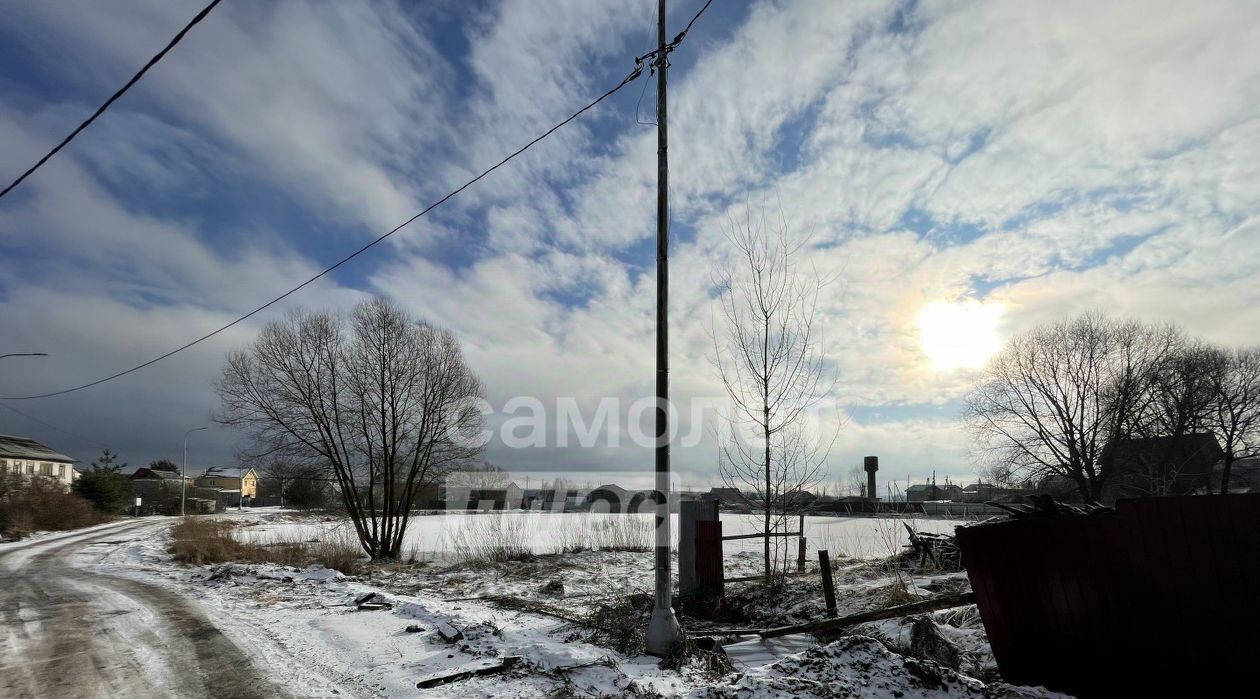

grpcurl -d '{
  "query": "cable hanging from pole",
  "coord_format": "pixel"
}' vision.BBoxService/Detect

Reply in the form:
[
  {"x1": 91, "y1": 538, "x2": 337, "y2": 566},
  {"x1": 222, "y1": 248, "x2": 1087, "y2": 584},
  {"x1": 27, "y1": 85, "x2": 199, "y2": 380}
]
[
  {"x1": 0, "y1": 0, "x2": 717, "y2": 401},
  {"x1": 0, "y1": 0, "x2": 224, "y2": 202}
]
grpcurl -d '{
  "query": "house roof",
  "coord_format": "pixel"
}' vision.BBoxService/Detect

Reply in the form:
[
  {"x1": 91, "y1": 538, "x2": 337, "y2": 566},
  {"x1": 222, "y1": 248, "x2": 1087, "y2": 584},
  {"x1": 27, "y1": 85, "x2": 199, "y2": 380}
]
[
  {"x1": 131, "y1": 467, "x2": 186, "y2": 480},
  {"x1": 196, "y1": 467, "x2": 258, "y2": 479},
  {"x1": 0, "y1": 434, "x2": 76, "y2": 463}
]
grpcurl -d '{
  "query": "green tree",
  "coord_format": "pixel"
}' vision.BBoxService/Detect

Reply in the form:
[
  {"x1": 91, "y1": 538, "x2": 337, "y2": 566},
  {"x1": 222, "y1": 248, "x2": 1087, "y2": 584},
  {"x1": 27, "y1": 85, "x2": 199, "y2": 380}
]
[
  {"x1": 149, "y1": 459, "x2": 179, "y2": 473},
  {"x1": 92, "y1": 449, "x2": 128, "y2": 473},
  {"x1": 73, "y1": 467, "x2": 132, "y2": 514}
]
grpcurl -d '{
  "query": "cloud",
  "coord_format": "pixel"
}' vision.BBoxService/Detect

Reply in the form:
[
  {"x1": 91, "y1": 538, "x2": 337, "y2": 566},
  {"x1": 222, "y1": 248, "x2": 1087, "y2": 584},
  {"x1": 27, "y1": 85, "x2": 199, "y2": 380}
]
[{"x1": 3, "y1": 0, "x2": 1259, "y2": 490}]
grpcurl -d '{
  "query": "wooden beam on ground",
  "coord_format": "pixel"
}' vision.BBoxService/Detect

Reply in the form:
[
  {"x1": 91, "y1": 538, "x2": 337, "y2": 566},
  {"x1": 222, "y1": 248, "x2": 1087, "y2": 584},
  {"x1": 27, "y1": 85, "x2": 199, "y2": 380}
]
[
  {"x1": 686, "y1": 628, "x2": 764, "y2": 637},
  {"x1": 721, "y1": 531, "x2": 802, "y2": 541},
  {"x1": 416, "y1": 656, "x2": 522, "y2": 689},
  {"x1": 758, "y1": 592, "x2": 976, "y2": 639}
]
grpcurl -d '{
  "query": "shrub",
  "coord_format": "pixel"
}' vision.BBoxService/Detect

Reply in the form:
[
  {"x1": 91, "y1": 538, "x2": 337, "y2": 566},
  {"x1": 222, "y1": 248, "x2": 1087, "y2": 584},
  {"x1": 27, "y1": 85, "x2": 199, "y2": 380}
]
[{"x1": 1, "y1": 472, "x2": 107, "y2": 538}]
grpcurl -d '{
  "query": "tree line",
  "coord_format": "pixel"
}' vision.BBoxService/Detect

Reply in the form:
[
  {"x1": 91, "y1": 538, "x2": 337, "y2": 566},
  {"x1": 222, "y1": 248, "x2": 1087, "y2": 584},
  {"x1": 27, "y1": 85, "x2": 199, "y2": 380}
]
[{"x1": 966, "y1": 312, "x2": 1260, "y2": 502}]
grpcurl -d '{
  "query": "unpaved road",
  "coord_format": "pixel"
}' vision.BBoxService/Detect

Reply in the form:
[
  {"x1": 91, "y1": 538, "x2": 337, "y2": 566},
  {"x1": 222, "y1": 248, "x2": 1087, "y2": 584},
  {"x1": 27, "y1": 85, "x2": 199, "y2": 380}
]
[{"x1": 0, "y1": 520, "x2": 286, "y2": 698}]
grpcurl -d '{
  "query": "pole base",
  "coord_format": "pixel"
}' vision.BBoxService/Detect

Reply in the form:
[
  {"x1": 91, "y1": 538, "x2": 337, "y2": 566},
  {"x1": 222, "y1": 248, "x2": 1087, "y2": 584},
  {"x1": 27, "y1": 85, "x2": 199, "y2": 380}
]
[{"x1": 645, "y1": 606, "x2": 683, "y2": 656}]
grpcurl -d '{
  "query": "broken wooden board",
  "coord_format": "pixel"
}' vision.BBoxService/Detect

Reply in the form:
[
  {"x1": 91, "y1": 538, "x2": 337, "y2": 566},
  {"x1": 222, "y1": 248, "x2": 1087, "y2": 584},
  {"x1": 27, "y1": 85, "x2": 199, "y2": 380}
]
[
  {"x1": 758, "y1": 592, "x2": 976, "y2": 639},
  {"x1": 416, "y1": 656, "x2": 521, "y2": 689}
]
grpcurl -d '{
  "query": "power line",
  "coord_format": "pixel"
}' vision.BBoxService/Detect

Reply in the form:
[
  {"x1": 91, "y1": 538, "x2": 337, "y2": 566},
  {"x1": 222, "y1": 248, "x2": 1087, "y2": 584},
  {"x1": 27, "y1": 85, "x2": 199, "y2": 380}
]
[
  {"x1": 0, "y1": 402, "x2": 111, "y2": 449},
  {"x1": 2, "y1": 64, "x2": 645, "y2": 401},
  {"x1": 0, "y1": 0, "x2": 223, "y2": 202},
  {"x1": 1, "y1": 0, "x2": 717, "y2": 402}
]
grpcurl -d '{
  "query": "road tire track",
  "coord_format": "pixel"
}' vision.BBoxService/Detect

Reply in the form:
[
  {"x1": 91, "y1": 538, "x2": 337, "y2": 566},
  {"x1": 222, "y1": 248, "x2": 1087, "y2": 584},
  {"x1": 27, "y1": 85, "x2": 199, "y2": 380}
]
[{"x1": 0, "y1": 520, "x2": 288, "y2": 698}]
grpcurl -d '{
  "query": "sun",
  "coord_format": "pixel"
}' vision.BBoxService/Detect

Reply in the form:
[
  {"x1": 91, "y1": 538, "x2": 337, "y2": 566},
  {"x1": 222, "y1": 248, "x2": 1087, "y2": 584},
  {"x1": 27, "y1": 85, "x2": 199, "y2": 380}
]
[{"x1": 917, "y1": 300, "x2": 1004, "y2": 370}]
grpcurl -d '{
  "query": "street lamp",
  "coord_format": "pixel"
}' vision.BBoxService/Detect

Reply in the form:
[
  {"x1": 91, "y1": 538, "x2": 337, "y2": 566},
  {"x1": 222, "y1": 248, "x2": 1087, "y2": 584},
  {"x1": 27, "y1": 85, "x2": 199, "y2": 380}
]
[{"x1": 181, "y1": 427, "x2": 208, "y2": 516}]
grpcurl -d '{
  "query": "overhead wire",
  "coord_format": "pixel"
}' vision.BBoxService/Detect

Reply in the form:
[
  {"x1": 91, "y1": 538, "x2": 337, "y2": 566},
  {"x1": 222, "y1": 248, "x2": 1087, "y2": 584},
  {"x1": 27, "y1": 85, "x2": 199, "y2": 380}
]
[
  {"x1": 0, "y1": 402, "x2": 111, "y2": 448},
  {"x1": 0, "y1": 0, "x2": 718, "y2": 401},
  {"x1": 1, "y1": 65, "x2": 645, "y2": 400},
  {"x1": 0, "y1": 0, "x2": 223, "y2": 201}
]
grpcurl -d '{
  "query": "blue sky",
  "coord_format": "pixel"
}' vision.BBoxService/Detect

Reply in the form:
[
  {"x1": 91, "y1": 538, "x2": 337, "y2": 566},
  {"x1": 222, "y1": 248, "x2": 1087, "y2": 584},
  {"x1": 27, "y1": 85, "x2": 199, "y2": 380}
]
[{"x1": 2, "y1": 0, "x2": 1259, "y2": 493}]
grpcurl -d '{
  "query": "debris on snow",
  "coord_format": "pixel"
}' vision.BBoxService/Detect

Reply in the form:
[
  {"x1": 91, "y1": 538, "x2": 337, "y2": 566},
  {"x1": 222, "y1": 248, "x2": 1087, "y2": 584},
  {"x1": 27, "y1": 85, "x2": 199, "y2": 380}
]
[
  {"x1": 693, "y1": 635, "x2": 1065, "y2": 699},
  {"x1": 416, "y1": 655, "x2": 523, "y2": 689},
  {"x1": 435, "y1": 622, "x2": 464, "y2": 644}
]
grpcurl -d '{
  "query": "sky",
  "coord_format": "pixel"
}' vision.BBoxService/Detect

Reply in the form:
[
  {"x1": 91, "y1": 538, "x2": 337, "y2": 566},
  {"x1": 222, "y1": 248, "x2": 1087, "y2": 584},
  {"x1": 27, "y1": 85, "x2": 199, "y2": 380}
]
[{"x1": 1, "y1": 0, "x2": 1258, "y2": 494}]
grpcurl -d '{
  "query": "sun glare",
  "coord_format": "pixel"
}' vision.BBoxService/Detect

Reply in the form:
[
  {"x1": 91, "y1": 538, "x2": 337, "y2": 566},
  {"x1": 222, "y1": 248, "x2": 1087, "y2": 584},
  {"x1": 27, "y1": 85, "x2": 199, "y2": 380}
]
[{"x1": 917, "y1": 301, "x2": 1004, "y2": 370}]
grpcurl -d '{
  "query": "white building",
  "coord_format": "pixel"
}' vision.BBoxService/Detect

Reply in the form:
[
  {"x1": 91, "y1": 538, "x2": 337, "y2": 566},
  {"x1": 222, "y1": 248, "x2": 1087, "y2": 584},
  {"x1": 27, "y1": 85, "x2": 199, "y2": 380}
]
[{"x1": 0, "y1": 434, "x2": 79, "y2": 487}]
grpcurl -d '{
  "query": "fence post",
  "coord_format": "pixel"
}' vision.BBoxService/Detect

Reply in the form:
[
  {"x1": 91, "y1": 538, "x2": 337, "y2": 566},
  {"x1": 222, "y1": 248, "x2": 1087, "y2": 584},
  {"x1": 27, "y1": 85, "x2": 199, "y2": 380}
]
[
  {"x1": 796, "y1": 514, "x2": 807, "y2": 571},
  {"x1": 680, "y1": 499, "x2": 719, "y2": 598},
  {"x1": 819, "y1": 549, "x2": 837, "y2": 616}
]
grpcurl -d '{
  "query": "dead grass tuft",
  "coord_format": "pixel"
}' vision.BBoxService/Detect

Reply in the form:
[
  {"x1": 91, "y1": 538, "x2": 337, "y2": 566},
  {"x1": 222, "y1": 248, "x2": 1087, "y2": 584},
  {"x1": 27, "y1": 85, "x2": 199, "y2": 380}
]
[
  {"x1": 577, "y1": 591, "x2": 654, "y2": 655},
  {"x1": 170, "y1": 517, "x2": 364, "y2": 574}
]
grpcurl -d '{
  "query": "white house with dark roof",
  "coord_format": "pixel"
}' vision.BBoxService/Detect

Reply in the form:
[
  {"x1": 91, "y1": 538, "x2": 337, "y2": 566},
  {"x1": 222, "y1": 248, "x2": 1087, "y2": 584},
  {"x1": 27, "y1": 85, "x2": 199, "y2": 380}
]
[{"x1": 0, "y1": 434, "x2": 79, "y2": 487}]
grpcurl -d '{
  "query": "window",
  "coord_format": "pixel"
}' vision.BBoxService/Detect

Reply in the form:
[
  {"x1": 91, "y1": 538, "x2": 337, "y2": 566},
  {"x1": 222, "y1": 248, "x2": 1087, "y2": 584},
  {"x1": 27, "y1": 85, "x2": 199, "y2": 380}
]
[
  {"x1": 26, "y1": 462, "x2": 34, "y2": 475},
  {"x1": 40, "y1": 462, "x2": 53, "y2": 476},
  {"x1": 56, "y1": 464, "x2": 64, "y2": 478}
]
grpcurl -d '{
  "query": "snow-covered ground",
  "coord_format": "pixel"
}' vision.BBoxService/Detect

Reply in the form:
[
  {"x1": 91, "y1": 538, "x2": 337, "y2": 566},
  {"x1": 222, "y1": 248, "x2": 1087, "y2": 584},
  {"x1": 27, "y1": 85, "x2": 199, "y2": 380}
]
[
  {"x1": 68, "y1": 511, "x2": 1064, "y2": 698},
  {"x1": 230, "y1": 509, "x2": 963, "y2": 562}
]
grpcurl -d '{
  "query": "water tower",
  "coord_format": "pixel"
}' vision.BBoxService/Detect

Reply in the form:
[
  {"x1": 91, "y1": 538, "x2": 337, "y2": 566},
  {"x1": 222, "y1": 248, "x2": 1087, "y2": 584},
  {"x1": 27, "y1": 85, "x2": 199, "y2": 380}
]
[{"x1": 863, "y1": 456, "x2": 878, "y2": 500}]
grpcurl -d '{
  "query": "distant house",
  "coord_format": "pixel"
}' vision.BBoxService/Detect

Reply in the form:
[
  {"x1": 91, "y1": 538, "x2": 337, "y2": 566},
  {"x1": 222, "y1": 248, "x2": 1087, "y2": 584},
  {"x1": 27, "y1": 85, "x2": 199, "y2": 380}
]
[
  {"x1": 906, "y1": 483, "x2": 964, "y2": 503},
  {"x1": 1212, "y1": 456, "x2": 1260, "y2": 494},
  {"x1": 1104, "y1": 433, "x2": 1223, "y2": 501},
  {"x1": 707, "y1": 487, "x2": 749, "y2": 510},
  {"x1": 960, "y1": 483, "x2": 1031, "y2": 503},
  {"x1": 131, "y1": 467, "x2": 189, "y2": 484},
  {"x1": 586, "y1": 484, "x2": 629, "y2": 512},
  {"x1": 195, "y1": 467, "x2": 259, "y2": 500},
  {"x1": 0, "y1": 434, "x2": 78, "y2": 487}
]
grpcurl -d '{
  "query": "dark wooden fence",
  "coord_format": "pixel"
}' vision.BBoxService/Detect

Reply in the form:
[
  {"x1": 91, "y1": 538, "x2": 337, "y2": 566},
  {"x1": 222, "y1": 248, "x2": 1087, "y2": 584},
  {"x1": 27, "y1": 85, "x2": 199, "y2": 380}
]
[{"x1": 956, "y1": 494, "x2": 1260, "y2": 697}]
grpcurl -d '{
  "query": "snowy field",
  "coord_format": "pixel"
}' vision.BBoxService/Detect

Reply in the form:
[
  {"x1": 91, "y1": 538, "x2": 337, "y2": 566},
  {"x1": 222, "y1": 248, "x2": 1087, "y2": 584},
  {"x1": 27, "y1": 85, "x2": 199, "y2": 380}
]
[{"x1": 231, "y1": 510, "x2": 963, "y2": 562}]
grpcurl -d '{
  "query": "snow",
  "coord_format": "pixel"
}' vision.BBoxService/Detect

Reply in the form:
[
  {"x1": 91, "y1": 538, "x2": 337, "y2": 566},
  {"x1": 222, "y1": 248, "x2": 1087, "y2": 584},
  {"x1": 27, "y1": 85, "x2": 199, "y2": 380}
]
[
  {"x1": 230, "y1": 510, "x2": 962, "y2": 562},
  {"x1": 694, "y1": 636, "x2": 1068, "y2": 698},
  {"x1": 66, "y1": 513, "x2": 1060, "y2": 697}
]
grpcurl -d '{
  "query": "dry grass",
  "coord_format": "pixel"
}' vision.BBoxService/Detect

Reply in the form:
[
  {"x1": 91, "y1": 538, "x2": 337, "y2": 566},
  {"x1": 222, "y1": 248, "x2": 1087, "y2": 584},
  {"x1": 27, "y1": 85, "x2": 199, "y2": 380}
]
[
  {"x1": 554, "y1": 515, "x2": 653, "y2": 554},
  {"x1": 447, "y1": 514, "x2": 534, "y2": 565},
  {"x1": 577, "y1": 590, "x2": 653, "y2": 655},
  {"x1": 170, "y1": 517, "x2": 364, "y2": 574}
]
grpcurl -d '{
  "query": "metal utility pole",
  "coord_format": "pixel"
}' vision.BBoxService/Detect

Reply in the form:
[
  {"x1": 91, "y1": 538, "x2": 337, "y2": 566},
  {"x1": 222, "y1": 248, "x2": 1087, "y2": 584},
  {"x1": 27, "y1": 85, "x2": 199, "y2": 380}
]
[
  {"x1": 645, "y1": 0, "x2": 682, "y2": 657},
  {"x1": 181, "y1": 426, "x2": 207, "y2": 516}
]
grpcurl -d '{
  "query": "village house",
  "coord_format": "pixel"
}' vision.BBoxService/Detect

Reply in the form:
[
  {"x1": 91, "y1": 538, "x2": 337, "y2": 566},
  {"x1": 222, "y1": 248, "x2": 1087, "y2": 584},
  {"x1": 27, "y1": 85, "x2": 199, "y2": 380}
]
[
  {"x1": 195, "y1": 467, "x2": 259, "y2": 499},
  {"x1": 0, "y1": 434, "x2": 78, "y2": 487},
  {"x1": 905, "y1": 482, "x2": 965, "y2": 503}
]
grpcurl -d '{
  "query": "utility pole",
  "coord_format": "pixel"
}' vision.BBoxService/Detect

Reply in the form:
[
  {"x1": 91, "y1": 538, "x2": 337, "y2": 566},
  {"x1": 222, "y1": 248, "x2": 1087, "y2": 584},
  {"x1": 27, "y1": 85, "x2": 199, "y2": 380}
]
[
  {"x1": 645, "y1": 0, "x2": 682, "y2": 657},
  {"x1": 181, "y1": 426, "x2": 207, "y2": 516}
]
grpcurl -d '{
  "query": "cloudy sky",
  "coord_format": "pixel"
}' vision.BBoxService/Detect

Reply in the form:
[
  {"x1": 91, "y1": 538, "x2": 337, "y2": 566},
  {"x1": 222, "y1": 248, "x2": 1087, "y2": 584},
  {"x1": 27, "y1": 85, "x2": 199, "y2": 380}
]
[{"x1": 1, "y1": 0, "x2": 1258, "y2": 493}]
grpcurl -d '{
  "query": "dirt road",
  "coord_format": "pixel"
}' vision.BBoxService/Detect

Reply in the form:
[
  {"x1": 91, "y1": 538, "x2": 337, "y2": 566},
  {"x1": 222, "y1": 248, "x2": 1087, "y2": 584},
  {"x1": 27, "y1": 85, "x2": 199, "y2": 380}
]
[{"x1": 0, "y1": 520, "x2": 287, "y2": 699}]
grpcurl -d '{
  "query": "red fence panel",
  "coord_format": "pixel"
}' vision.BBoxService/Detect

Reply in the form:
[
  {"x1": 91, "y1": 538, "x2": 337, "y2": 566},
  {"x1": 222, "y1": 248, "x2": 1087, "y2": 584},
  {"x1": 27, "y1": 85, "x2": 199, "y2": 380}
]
[
  {"x1": 956, "y1": 494, "x2": 1260, "y2": 697},
  {"x1": 695, "y1": 519, "x2": 724, "y2": 599}
]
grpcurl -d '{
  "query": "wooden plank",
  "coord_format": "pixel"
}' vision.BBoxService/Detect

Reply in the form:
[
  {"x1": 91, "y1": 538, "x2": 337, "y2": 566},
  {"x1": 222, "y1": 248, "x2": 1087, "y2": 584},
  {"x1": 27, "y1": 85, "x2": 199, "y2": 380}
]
[
  {"x1": 818, "y1": 550, "x2": 837, "y2": 616},
  {"x1": 721, "y1": 531, "x2": 802, "y2": 541},
  {"x1": 416, "y1": 656, "x2": 521, "y2": 689},
  {"x1": 758, "y1": 592, "x2": 976, "y2": 639}
]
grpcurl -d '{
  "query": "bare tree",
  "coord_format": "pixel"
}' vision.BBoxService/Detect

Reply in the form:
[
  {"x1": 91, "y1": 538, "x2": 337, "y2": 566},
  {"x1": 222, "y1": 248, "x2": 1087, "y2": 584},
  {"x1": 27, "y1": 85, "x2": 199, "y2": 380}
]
[
  {"x1": 709, "y1": 209, "x2": 836, "y2": 584},
  {"x1": 965, "y1": 313, "x2": 1175, "y2": 502},
  {"x1": 216, "y1": 297, "x2": 485, "y2": 560},
  {"x1": 1204, "y1": 347, "x2": 1260, "y2": 494},
  {"x1": 445, "y1": 461, "x2": 510, "y2": 490}
]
